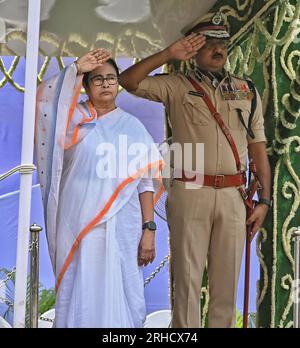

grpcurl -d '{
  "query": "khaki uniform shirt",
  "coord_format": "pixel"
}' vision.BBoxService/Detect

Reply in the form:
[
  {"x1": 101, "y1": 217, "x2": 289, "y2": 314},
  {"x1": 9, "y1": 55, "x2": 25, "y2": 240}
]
[{"x1": 132, "y1": 71, "x2": 266, "y2": 176}]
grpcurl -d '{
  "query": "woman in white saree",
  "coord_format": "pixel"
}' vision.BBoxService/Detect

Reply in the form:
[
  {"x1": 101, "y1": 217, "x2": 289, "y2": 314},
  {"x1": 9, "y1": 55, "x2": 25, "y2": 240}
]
[{"x1": 35, "y1": 49, "x2": 163, "y2": 328}]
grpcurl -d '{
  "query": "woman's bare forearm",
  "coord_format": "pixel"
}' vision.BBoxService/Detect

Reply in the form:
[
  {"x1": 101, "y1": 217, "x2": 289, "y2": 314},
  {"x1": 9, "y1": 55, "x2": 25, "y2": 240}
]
[{"x1": 139, "y1": 191, "x2": 154, "y2": 223}]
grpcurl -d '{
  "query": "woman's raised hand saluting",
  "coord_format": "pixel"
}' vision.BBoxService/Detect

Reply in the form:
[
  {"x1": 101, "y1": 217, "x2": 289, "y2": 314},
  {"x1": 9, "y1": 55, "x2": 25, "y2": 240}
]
[{"x1": 75, "y1": 49, "x2": 112, "y2": 75}]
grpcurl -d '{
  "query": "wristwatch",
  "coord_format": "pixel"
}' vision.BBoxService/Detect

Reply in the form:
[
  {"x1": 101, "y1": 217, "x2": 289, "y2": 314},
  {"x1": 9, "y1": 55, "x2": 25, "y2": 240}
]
[
  {"x1": 142, "y1": 221, "x2": 157, "y2": 231},
  {"x1": 258, "y1": 198, "x2": 272, "y2": 209}
]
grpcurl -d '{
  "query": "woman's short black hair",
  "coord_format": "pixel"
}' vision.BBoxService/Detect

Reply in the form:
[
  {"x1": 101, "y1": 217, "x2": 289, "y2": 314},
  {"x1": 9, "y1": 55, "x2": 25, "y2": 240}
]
[{"x1": 82, "y1": 58, "x2": 120, "y2": 89}]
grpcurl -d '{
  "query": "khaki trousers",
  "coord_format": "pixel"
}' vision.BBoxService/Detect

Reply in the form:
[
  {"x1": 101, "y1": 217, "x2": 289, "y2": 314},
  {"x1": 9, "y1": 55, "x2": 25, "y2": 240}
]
[{"x1": 167, "y1": 180, "x2": 246, "y2": 328}]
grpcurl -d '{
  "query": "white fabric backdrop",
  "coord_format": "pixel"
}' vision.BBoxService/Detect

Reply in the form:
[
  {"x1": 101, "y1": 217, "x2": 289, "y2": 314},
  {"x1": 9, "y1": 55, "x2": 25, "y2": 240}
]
[{"x1": 0, "y1": 0, "x2": 217, "y2": 57}]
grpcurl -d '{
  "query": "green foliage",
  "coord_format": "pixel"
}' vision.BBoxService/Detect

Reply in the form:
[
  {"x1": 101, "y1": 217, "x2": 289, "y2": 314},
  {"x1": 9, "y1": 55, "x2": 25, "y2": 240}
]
[
  {"x1": 235, "y1": 310, "x2": 243, "y2": 328},
  {"x1": 1, "y1": 267, "x2": 55, "y2": 327},
  {"x1": 39, "y1": 288, "x2": 55, "y2": 315},
  {"x1": 25, "y1": 284, "x2": 56, "y2": 327},
  {"x1": 235, "y1": 310, "x2": 256, "y2": 328}
]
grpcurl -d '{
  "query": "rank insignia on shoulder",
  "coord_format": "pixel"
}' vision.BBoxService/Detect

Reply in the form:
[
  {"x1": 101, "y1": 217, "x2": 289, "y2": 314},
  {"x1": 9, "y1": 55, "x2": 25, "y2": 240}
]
[
  {"x1": 231, "y1": 74, "x2": 248, "y2": 81},
  {"x1": 188, "y1": 91, "x2": 204, "y2": 97},
  {"x1": 154, "y1": 73, "x2": 169, "y2": 76}
]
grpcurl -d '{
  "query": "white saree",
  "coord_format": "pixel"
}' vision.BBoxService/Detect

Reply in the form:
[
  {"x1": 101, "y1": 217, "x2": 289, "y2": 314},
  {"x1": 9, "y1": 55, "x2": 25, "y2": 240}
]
[{"x1": 35, "y1": 64, "x2": 163, "y2": 328}]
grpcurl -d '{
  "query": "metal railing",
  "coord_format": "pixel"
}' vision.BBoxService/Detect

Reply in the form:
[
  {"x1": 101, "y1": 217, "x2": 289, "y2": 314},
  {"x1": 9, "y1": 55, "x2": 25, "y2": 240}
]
[
  {"x1": 0, "y1": 164, "x2": 36, "y2": 181},
  {"x1": 1, "y1": 164, "x2": 39, "y2": 327}
]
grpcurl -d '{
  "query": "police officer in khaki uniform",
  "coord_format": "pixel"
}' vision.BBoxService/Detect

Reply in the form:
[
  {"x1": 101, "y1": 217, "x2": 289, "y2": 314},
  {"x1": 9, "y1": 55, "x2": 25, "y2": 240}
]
[{"x1": 119, "y1": 12, "x2": 271, "y2": 328}]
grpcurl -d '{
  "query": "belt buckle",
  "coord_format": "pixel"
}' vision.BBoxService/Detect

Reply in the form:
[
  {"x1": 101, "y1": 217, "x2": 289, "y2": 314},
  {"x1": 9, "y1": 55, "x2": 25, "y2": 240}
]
[
  {"x1": 242, "y1": 191, "x2": 249, "y2": 200},
  {"x1": 214, "y1": 175, "x2": 225, "y2": 189}
]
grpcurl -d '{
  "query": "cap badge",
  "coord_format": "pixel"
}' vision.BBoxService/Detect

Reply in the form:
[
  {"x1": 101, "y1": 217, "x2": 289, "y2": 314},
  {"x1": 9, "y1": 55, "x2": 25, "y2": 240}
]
[{"x1": 212, "y1": 13, "x2": 223, "y2": 25}]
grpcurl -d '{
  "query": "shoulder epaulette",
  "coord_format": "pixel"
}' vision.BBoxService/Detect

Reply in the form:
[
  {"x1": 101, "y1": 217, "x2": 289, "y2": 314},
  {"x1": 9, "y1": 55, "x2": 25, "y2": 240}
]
[
  {"x1": 231, "y1": 74, "x2": 249, "y2": 82},
  {"x1": 154, "y1": 73, "x2": 169, "y2": 76}
]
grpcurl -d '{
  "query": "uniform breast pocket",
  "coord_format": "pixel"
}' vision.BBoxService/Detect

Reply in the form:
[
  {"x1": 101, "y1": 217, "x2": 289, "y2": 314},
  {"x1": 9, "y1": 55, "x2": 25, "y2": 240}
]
[
  {"x1": 227, "y1": 101, "x2": 251, "y2": 130},
  {"x1": 182, "y1": 94, "x2": 210, "y2": 126}
]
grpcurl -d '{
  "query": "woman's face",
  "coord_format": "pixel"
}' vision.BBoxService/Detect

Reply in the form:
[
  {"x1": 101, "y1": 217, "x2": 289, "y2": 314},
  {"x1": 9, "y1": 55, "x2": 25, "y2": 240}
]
[{"x1": 85, "y1": 62, "x2": 119, "y2": 105}]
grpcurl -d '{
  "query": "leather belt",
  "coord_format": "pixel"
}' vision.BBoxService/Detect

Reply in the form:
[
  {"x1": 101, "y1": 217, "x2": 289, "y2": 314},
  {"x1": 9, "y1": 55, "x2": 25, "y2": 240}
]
[{"x1": 175, "y1": 171, "x2": 246, "y2": 189}]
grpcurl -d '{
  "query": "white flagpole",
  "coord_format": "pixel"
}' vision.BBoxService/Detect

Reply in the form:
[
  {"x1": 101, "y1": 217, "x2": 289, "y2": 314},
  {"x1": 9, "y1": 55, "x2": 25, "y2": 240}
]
[{"x1": 13, "y1": 0, "x2": 41, "y2": 328}]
